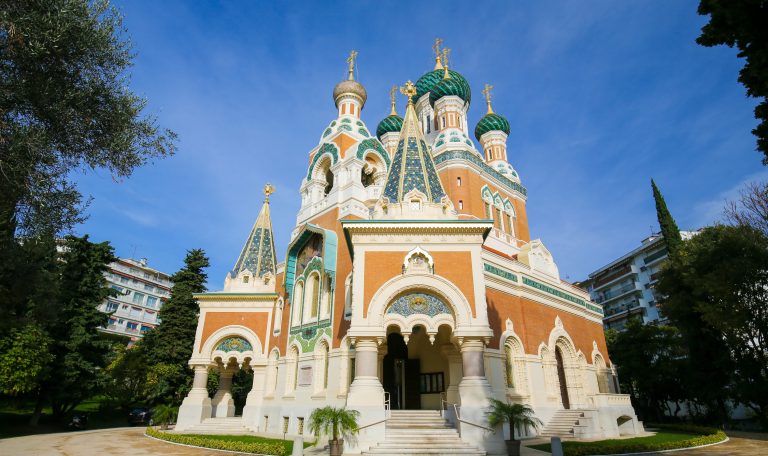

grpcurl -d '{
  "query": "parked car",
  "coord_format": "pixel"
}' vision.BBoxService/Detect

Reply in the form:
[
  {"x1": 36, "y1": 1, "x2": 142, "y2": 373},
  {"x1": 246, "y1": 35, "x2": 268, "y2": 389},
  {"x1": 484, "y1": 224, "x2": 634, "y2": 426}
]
[{"x1": 128, "y1": 407, "x2": 153, "y2": 425}]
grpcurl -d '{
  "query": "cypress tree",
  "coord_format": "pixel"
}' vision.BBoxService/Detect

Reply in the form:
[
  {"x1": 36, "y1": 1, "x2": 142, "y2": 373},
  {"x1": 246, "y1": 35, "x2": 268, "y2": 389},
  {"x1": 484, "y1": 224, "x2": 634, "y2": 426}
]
[{"x1": 652, "y1": 179, "x2": 683, "y2": 255}]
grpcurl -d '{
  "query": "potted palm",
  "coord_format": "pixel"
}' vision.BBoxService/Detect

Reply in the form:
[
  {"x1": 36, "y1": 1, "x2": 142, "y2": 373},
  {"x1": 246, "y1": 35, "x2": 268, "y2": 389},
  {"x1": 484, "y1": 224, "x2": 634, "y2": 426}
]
[
  {"x1": 152, "y1": 404, "x2": 178, "y2": 430},
  {"x1": 487, "y1": 399, "x2": 543, "y2": 456},
  {"x1": 309, "y1": 406, "x2": 360, "y2": 456}
]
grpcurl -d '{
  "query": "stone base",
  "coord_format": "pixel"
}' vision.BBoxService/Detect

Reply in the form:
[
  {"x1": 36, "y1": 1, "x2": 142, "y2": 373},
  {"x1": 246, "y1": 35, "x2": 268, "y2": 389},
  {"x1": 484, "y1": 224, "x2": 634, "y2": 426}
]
[
  {"x1": 459, "y1": 376, "x2": 507, "y2": 456},
  {"x1": 211, "y1": 391, "x2": 235, "y2": 418},
  {"x1": 176, "y1": 391, "x2": 212, "y2": 431}
]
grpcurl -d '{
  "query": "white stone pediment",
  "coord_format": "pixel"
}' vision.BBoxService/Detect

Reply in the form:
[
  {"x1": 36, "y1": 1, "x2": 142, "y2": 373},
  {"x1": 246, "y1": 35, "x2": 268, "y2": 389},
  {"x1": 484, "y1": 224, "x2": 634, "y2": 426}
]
[{"x1": 518, "y1": 239, "x2": 559, "y2": 279}]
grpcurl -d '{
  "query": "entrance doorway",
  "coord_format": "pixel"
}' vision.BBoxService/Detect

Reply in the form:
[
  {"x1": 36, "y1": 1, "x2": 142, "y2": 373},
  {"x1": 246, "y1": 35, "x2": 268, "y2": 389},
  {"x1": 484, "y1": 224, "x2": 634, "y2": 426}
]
[
  {"x1": 381, "y1": 326, "x2": 450, "y2": 410},
  {"x1": 555, "y1": 347, "x2": 570, "y2": 409}
]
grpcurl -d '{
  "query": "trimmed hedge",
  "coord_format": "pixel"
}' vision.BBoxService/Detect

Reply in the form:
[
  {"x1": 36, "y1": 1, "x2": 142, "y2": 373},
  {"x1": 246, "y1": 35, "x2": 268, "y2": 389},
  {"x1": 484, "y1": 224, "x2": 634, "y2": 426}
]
[
  {"x1": 145, "y1": 427, "x2": 289, "y2": 455},
  {"x1": 557, "y1": 424, "x2": 727, "y2": 456}
]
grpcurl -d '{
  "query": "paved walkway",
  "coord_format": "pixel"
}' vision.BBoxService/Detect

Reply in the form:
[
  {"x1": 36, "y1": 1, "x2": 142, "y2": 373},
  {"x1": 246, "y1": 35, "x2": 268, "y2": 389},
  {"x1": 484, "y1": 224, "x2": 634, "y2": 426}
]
[{"x1": 1, "y1": 427, "x2": 766, "y2": 455}]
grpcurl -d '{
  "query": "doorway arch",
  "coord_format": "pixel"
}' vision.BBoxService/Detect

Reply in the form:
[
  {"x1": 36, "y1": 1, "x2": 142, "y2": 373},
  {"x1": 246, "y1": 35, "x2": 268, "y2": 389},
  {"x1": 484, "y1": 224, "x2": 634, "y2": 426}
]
[{"x1": 555, "y1": 347, "x2": 570, "y2": 409}]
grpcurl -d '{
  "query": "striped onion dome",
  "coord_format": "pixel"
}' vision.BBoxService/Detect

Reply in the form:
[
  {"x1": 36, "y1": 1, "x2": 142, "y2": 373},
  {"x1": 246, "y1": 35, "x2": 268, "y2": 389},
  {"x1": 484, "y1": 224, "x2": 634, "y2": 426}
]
[
  {"x1": 474, "y1": 112, "x2": 510, "y2": 141},
  {"x1": 376, "y1": 114, "x2": 403, "y2": 139},
  {"x1": 429, "y1": 72, "x2": 472, "y2": 106}
]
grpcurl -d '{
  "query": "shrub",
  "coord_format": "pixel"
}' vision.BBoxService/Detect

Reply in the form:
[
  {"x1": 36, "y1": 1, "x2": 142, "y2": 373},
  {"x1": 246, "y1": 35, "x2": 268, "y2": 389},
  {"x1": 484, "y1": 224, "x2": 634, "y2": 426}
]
[
  {"x1": 145, "y1": 427, "x2": 289, "y2": 455},
  {"x1": 560, "y1": 424, "x2": 726, "y2": 456}
]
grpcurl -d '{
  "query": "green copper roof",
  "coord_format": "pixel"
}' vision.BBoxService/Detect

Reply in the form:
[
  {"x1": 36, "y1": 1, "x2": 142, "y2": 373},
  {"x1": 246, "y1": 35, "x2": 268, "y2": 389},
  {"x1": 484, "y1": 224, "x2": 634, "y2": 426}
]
[
  {"x1": 474, "y1": 112, "x2": 510, "y2": 141},
  {"x1": 415, "y1": 69, "x2": 469, "y2": 103},
  {"x1": 382, "y1": 100, "x2": 447, "y2": 204},
  {"x1": 376, "y1": 114, "x2": 403, "y2": 139},
  {"x1": 231, "y1": 199, "x2": 276, "y2": 279},
  {"x1": 429, "y1": 72, "x2": 471, "y2": 106}
]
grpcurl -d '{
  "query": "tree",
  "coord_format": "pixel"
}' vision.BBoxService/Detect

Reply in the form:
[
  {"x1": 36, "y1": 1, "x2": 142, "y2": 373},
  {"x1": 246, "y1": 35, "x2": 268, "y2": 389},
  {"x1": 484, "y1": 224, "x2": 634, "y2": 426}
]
[
  {"x1": 724, "y1": 181, "x2": 768, "y2": 235},
  {"x1": 696, "y1": 1, "x2": 768, "y2": 164},
  {"x1": 0, "y1": 324, "x2": 53, "y2": 396},
  {"x1": 661, "y1": 225, "x2": 768, "y2": 429},
  {"x1": 309, "y1": 406, "x2": 360, "y2": 456},
  {"x1": 487, "y1": 400, "x2": 542, "y2": 455},
  {"x1": 141, "y1": 249, "x2": 209, "y2": 405},
  {"x1": 606, "y1": 320, "x2": 688, "y2": 422},
  {"x1": 0, "y1": 0, "x2": 176, "y2": 239},
  {"x1": 651, "y1": 179, "x2": 683, "y2": 256},
  {"x1": 104, "y1": 344, "x2": 148, "y2": 410}
]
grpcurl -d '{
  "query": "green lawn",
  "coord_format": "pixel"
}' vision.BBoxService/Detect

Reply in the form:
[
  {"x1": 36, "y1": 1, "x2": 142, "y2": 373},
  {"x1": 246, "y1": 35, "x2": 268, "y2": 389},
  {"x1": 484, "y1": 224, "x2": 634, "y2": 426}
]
[{"x1": 529, "y1": 431, "x2": 698, "y2": 453}]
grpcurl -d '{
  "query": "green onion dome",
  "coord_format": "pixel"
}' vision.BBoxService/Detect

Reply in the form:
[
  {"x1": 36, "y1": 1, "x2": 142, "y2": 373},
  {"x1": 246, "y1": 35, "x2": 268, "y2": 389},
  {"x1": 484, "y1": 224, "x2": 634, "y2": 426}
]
[
  {"x1": 474, "y1": 112, "x2": 510, "y2": 141},
  {"x1": 429, "y1": 73, "x2": 472, "y2": 107},
  {"x1": 376, "y1": 114, "x2": 403, "y2": 139},
  {"x1": 415, "y1": 69, "x2": 470, "y2": 104}
]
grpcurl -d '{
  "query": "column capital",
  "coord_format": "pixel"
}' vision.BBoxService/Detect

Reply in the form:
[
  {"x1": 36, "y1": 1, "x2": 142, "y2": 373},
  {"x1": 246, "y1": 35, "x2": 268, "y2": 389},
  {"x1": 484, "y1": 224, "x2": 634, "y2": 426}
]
[{"x1": 454, "y1": 336, "x2": 489, "y2": 351}]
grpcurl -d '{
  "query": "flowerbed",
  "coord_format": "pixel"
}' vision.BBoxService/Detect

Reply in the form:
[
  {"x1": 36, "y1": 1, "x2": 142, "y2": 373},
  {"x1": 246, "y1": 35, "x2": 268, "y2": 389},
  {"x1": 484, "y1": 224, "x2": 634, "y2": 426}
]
[
  {"x1": 145, "y1": 427, "x2": 291, "y2": 455},
  {"x1": 529, "y1": 423, "x2": 727, "y2": 455}
]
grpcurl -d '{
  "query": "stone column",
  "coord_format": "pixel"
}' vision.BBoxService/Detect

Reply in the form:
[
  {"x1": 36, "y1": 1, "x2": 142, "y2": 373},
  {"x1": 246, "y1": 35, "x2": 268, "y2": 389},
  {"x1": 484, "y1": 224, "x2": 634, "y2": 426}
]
[
  {"x1": 242, "y1": 365, "x2": 266, "y2": 431},
  {"x1": 457, "y1": 338, "x2": 506, "y2": 455},
  {"x1": 345, "y1": 337, "x2": 386, "y2": 454},
  {"x1": 441, "y1": 344, "x2": 463, "y2": 405},
  {"x1": 176, "y1": 365, "x2": 213, "y2": 431},
  {"x1": 211, "y1": 368, "x2": 236, "y2": 417}
]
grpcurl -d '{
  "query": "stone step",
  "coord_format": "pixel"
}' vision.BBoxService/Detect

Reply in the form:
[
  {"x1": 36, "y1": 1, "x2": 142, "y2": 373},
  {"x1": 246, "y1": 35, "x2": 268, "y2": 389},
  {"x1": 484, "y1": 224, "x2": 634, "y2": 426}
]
[{"x1": 364, "y1": 450, "x2": 484, "y2": 455}]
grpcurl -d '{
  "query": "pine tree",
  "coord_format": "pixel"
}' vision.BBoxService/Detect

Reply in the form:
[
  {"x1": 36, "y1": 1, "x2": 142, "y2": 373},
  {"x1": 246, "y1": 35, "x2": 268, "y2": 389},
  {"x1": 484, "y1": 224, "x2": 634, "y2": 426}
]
[
  {"x1": 141, "y1": 249, "x2": 209, "y2": 404},
  {"x1": 652, "y1": 179, "x2": 683, "y2": 256}
]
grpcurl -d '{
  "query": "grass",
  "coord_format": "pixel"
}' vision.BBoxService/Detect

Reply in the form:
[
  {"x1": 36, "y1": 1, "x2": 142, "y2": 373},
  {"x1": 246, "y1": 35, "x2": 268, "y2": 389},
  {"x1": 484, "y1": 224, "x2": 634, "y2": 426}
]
[
  {"x1": 146, "y1": 427, "x2": 314, "y2": 455},
  {"x1": 530, "y1": 431, "x2": 698, "y2": 452},
  {"x1": 183, "y1": 433, "x2": 314, "y2": 448}
]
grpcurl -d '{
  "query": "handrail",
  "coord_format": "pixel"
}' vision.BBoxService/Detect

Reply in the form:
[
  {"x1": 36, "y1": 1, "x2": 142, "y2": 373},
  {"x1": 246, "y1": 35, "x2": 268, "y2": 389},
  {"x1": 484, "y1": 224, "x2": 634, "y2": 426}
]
[
  {"x1": 356, "y1": 419, "x2": 387, "y2": 431},
  {"x1": 457, "y1": 418, "x2": 495, "y2": 433},
  {"x1": 440, "y1": 395, "x2": 496, "y2": 436}
]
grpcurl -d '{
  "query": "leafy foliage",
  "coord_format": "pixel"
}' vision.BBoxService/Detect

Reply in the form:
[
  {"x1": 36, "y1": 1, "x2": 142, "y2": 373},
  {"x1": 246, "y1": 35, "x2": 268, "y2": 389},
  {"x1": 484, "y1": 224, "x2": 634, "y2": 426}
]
[
  {"x1": 308, "y1": 406, "x2": 360, "y2": 442},
  {"x1": 486, "y1": 399, "x2": 542, "y2": 441},
  {"x1": 0, "y1": 324, "x2": 53, "y2": 395},
  {"x1": 651, "y1": 179, "x2": 682, "y2": 256},
  {"x1": 145, "y1": 427, "x2": 290, "y2": 455},
  {"x1": 104, "y1": 344, "x2": 148, "y2": 409},
  {"x1": 140, "y1": 249, "x2": 209, "y2": 405},
  {"x1": 0, "y1": 0, "x2": 176, "y2": 238},
  {"x1": 152, "y1": 404, "x2": 178, "y2": 430},
  {"x1": 697, "y1": 1, "x2": 768, "y2": 164}
]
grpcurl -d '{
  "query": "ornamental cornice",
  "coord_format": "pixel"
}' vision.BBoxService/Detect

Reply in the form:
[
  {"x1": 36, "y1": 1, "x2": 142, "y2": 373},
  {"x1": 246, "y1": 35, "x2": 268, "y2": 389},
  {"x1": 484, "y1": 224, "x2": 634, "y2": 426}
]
[
  {"x1": 434, "y1": 151, "x2": 527, "y2": 200},
  {"x1": 194, "y1": 292, "x2": 279, "y2": 302},
  {"x1": 341, "y1": 220, "x2": 492, "y2": 234}
]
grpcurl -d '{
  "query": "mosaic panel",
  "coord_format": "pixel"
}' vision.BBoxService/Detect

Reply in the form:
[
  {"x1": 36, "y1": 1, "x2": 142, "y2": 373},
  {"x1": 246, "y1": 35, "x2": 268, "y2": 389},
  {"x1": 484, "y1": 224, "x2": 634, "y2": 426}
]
[
  {"x1": 356, "y1": 138, "x2": 391, "y2": 167},
  {"x1": 386, "y1": 292, "x2": 452, "y2": 317},
  {"x1": 216, "y1": 337, "x2": 253, "y2": 352},
  {"x1": 484, "y1": 263, "x2": 518, "y2": 282}
]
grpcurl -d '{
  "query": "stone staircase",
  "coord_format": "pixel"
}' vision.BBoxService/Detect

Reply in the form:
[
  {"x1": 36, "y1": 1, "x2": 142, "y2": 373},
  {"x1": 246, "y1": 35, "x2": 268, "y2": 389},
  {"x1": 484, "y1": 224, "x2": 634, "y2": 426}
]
[
  {"x1": 539, "y1": 409, "x2": 588, "y2": 437},
  {"x1": 176, "y1": 416, "x2": 253, "y2": 435},
  {"x1": 362, "y1": 410, "x2": 485, "y2": 456}
]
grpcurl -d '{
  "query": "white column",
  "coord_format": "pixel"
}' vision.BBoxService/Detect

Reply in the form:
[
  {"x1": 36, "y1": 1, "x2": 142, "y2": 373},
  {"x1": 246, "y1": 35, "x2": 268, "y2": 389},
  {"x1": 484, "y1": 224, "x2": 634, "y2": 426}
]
[
  {"x1": 345, "y1": 337, "x2": 386, "y2": 454},
  {"x1": 211, "y1": 368, "x2": 236, "y2": 417},
  {"x1": 457, "y1": 338, "x2": 506, "y2": 455},
  {"x1": 176, "y1": 365, "x2": 213, "y2": 431},
  {"x1": 441, "y1": 345, "x2": 463, "y2": 405},
  {"x1": 242, "y1": 365, "x2": 266, "y2": 431}
]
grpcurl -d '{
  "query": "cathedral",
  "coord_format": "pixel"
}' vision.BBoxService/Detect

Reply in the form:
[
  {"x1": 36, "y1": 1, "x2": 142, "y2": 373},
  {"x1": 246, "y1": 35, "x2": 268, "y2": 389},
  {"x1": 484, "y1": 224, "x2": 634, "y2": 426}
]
[{"x1": 175, "y1": 42, "x2": 642, "y2": 455}]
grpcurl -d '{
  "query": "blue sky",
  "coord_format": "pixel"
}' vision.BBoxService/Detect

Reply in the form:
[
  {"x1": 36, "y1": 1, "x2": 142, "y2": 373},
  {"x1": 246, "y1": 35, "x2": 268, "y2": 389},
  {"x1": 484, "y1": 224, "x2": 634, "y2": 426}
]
[{"x1": 74, "y1": 1, "x2": 765, "y2": 286}]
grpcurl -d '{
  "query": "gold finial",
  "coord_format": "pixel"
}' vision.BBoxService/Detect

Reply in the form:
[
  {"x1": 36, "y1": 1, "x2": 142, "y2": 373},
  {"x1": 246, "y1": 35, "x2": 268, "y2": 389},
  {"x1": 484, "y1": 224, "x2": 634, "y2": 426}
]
[
  {"x1": 482, "y1": 84, "x2": 494, "y2": 114},
  {"x1": 400, "y1": 80, "x2": 417, "y2": 105},
  {"x1": 389, "y1": 85, "x2": 398, "y2": 115},
  {"x1": 442, "y1": 48, "x2": 451, "y2": 79},
  {"x1": 263, "y1": 183, "x2": 275, "y2": 202},
  {"x1": 346, "y1": 50, "x2": 358, "y2": 80},
  {"x1": 432, "y1": 37, "x2": 444, "y2": 70}
]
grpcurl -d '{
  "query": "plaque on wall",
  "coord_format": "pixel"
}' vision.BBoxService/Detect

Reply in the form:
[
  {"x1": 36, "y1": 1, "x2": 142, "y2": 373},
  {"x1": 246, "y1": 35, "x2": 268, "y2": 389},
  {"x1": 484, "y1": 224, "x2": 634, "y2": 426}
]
[{"x1": 298, "y1": 366, "x2": 313, "y2": 386}]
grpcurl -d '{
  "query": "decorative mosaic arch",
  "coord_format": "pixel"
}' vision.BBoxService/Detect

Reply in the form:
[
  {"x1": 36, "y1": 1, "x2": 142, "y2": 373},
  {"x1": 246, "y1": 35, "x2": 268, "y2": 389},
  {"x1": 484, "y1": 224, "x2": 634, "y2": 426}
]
[
  {"x1": 306, "y1": 143, "x2": 340, "y2": 180},
  {"x1": 385, "y1": 291, "x2": 453, "y2": 318},
  {"x1": 356, "y1": 138, "x2": 391, "y2": 168},
  {"x1": 215, "y1": 336, "x2": 252, "y2": 352}
]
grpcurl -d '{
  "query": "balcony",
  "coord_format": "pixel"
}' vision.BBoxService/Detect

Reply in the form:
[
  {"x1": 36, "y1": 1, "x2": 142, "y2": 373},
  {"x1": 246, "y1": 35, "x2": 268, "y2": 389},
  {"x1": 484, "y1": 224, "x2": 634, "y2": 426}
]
[
  {"x1": 593, "y1": 264, "x2": 638, "y2": 291},
  {"x1": 595, "y1": 282, "x2": 642, "y2": 305},
  {"x1": 603, "y1": 300, "x2": 646, "y2": 320},
  {"x1": 588, "y1": 393, "x2": 633, "y2": 408}
]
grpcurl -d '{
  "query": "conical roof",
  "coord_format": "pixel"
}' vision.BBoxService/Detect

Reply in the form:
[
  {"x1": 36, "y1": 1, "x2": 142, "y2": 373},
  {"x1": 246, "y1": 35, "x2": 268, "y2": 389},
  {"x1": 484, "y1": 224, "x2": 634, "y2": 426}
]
[
  {"x1": 381, "y1": 83, "x2": 447, "y2": 204},
  {"x1": 231, "y1": 185, "x2": 277, "y2": 279}
]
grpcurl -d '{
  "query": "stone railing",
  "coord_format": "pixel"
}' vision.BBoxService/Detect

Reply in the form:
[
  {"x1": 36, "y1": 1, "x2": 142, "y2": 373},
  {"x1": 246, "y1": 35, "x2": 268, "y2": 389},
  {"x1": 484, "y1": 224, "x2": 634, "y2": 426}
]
[{"x1": 588, "y1": 393, "x2": 632, "y2": 408}]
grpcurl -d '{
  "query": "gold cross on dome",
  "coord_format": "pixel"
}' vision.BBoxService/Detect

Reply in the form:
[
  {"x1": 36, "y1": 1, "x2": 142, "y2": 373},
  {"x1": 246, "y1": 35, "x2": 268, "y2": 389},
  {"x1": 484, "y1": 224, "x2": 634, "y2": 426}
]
[
  {"x1": 432, "y1": 37, "x2": 443, "y2": 59},
  {"x1": 263, "y1": 183, "x2": 275, "y2": 201},
  {"x1": 441, "y1": 48, "x2": 451, "y2": 79},
  {"x1": 400, "y1": 81, "x2": 417, "y2": 104},
  {"x1": 482, "y1": 84, "x2": 494, "y2": 114},
  {"x1": 346, "y1": 50, "x2": 358, "y2": 80},
  {"x1": 389, "y1": 85, "x2": 398, "y2": 115}
]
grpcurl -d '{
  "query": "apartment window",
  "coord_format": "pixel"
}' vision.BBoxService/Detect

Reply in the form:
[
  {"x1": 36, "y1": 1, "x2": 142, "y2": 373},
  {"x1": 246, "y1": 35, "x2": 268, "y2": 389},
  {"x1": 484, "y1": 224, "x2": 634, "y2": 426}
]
[
  {"x1": 126, "y1": 322, "x2": 138, "y2": 330},
  {"x1": 132, "y1": 292, "x2": 145, "y2": 305},
  {"x1": 146, "y1": 311, "x2": 156, "y2": 322},
  {"x1": 106, "y1": 302, "x2": 118, "y2": 312},
  {"x1": 144, "y1": 272, "x2": 151, "y2": 279},
  {"x1": 140, "y1": 325, "x2": 152, "y2": 333},
  {"x1": 130, "y1": 307, "x2": 142, "y2": 318},
  {"x1": 120, "y1": 276, "x2": 128, "y2": 284},
  {"x1": 121, "y1": 304, "x2": 128, "y2": 310},
  {"x1": 144, "y1": 283, "x2": 154, "y2": 292},
  {"x1": 146, "y1": 296, "x2": 158, "y2": 308}
]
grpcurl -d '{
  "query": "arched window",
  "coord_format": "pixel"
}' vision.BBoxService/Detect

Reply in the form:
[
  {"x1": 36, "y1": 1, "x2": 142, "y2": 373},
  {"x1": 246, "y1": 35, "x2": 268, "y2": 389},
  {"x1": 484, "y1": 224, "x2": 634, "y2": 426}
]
[
  {"x1": 266, "y1": 349, "x2": 279, "y2": 396},
  {"x1": 321, "y1": 275, "x2": 332, "y2": 319},
  {"x1": 273, "y1": 298, "x2": 283, "y2": 335},
  {"x1": 303, "y1": 272, "x2": 320, "y2": 323},
  {"x1": 287, "y1": 346, "x2": 299, "y2": 394},
  {"x1": 495, "y1": 207, "x2": 502, "y2": 230},
  {"x1": 324, "y1": 168, "x2": 334, "y2": 196},
  {"x1": 456, "y1": 177, "x2": 462, "y2": 187},
  {"x1": 292, "y1": 281, "x2": 304, "y2": 327},
  {"x1": 315, "y1": 341, "x2": 330, "y2": 394},
  {"x1": 504, "y1": 345, "x2": 514, "y2": 388}
]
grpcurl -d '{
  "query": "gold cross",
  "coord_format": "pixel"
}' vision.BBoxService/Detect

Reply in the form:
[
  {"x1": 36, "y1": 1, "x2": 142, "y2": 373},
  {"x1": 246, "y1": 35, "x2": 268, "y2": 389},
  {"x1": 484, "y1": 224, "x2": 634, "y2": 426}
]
[
  {"x1": 482, "y1": 84, "x2": 494, "y2": 114},
  {"x1": 432, "y1": 37, "x2": 443, "y2": 59},
  {"x1": 400, "y1": 80, "x2": 417, "y2": 104},
  {"x1": 346, "y1": 50, "x2": 358, "y2": 80},
  {"x1": 442, "y1": 48, "x2": 451, "y2": 79},
  {"x1": 389, "y1": 85, "x2": 398, "y2": 115},
  {"x1": 263, "y1": 183, "x2": 275, "y2": 201}
]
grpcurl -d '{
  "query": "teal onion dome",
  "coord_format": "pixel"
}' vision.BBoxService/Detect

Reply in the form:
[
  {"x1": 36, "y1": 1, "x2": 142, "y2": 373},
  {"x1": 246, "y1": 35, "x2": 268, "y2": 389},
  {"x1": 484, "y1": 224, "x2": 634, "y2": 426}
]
[
  {"x1": 428, "y1": 72, "x2": 472, "y2": 106},
  {"x1": 376, "y1": 114, "x2": 403, "y2": 139},
  {"x1": 474, "y1": 112, "x2": 510, "y2": 141}
]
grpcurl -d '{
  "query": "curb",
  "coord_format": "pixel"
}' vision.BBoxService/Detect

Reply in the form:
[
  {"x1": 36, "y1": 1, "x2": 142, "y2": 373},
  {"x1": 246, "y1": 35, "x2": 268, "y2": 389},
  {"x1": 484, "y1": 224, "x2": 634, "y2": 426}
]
[{"x1": 143, "y1": 430, "x2": 280, "y2": 455}]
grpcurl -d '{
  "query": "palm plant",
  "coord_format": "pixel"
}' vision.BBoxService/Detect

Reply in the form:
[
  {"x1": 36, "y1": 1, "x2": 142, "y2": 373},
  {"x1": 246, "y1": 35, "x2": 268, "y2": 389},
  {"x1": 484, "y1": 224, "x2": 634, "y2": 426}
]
[
  {"x1": 487, "y1": 399, "x2": 543, "y2": 456},
  {"x1": 309, "y1": 406, "x2": 360, "y2": 456},
  {"x1": 152, "y1": 404, "x2": 178, "y2": 430}
]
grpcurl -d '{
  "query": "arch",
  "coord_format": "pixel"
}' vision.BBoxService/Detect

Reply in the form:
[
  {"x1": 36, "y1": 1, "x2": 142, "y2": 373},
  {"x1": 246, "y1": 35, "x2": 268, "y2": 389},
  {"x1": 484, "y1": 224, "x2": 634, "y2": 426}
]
[
  {"x1": 593, "y1": 352, "x2": 610, "y2": 393},
  {"x1": 265, "y1": 348, "x2": 280, "y2": 396},
  {"x1": 303, "y1": 271, "x2": 321, "y2": 322},
  {"x1": 292, "y1": 279, "x2": 304, "y2": 326},
  {"x1": 306, "y1": 143, "x2": 339, "y2": 181},
  {"x1": 503, "y1": 199, "x2": 516, "y2": 217},
  {"x1": 480, "y1": 185, "x2": 493, "y2": 201},
  {"x1": 356, "y1": 138, "x2": 391, "y2": 168},
  {"x1": 493, "y1": 192, "x2": 504, "y2": 208},
  {"x1": 314, "y1": 338, "x2": 331, "y2": 393},
  {"x1": 196, "y1": 325, "x2": 264, "y2": 367},
  {"x1": 403, "y1": 246, "x2": 435, "y2": 273},
  {"x1": 273, "y1": 298, "x2": 284, "y2": 335},
  {"x1": 286, "y1": 344, "x2": 300, "y2": 394},
  {"x1": 320, "y1": 274, "x2": 332, "y2": 319}
]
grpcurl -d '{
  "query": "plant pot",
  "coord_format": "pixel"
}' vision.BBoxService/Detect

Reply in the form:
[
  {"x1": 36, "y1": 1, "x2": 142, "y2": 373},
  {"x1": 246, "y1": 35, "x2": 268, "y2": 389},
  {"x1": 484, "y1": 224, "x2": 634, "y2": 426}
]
[
  {"x1": 329, "y1": 438, "x2": 344, "y2": 456},
  {"x1": 506, "y1": 439, "x2": 521, "y2": 456}
]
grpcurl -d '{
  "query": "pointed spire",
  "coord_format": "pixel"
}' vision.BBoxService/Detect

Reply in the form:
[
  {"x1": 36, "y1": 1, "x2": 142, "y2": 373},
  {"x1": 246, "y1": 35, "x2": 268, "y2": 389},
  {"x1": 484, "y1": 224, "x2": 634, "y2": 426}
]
[
  {"x1": 389, "y1": 85, "x2": 398, "y2": 116},
  {"x1": 346, "y1": 50, "x2": 358, "y2": 80},
  {"x1": 432, "y1": 37, "x2": 444, "y2": 70},
  {"x1": 482, "y1": 84, "x2": 494, "y2": 114},
  {"x1": 381, "y1": 81, "x2": 448, "y2": 204},
  {"x1": 231, "y1": 184, "x2": 277, "y2": 279}
]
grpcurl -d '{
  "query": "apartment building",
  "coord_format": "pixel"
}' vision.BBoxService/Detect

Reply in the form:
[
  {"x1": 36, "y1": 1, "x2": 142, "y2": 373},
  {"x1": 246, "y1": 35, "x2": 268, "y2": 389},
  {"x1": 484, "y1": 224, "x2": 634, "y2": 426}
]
[{"x1": 99, "y1": 257, "x2": 173, "y2": 342}]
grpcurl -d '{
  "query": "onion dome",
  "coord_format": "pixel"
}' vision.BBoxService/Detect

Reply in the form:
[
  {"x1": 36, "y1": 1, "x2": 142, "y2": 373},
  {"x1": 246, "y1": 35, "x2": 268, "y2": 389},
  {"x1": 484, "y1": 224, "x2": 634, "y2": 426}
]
[
  {"x1": 474, "y1": 112, "x2": 510, "y2": 141},
  {"x1": 376, "y1": 115, "x2": 403, "y2": 139},
  {"x1": 333, "y1": 50, "x2": 367, "y2": 108},
  {"x1": 428, "y1": 71, "x2": 472, "y2": 106}
]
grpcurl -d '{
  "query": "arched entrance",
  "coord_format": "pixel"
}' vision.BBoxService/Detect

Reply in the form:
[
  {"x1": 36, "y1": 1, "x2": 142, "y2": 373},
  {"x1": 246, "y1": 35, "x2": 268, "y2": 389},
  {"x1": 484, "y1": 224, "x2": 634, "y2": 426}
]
[
  {"x1": 381, "y1": 325, "x2": 452, "y2": 410},
  {"x1": 555, "y1": 347, "x2": 570, "y2": 409}
]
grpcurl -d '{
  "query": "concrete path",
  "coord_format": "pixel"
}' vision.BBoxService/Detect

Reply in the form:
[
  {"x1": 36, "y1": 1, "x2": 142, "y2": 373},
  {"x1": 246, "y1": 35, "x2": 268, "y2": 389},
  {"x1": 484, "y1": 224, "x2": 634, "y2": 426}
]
[{"x1": 1, "y1": 427, "x2": 765, "y2": 456}]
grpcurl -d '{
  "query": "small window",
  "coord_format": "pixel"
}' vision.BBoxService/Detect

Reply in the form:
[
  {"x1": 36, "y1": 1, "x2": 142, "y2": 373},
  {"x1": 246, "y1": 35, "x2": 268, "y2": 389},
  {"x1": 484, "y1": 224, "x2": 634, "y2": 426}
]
[
  {"x1": 243, "y1": 275, "x2": 250, "y2": 283},
  {"x1": 324, "y1": 168, "x2": 334, "y2": 196},
  {"x1": 458, "y1": 200, "x2": 463, "y2": 210},
  {"x1": 457, "y1": 177, "x2": 462, "y2": 187},
  {"x1": 441, "y1": 116, "x2": 446, "y2": 129},
  {"x1": 426, "y1": 115, "x2": 431, "y2": 134},
  {"x1": 297, "y1": 417, "x2": 305, "y2": 435},
  {"x1": 263, "y1": 416, "x2": 269, "y2": 432},
  {"x1": 282, "y1": 417, "x2": 290, "y2": 434},
  {"x1": 419, "y1": 372, "x2": 445, "y2": 393},
  {"x1": 410, "y1": 200, "x2": 421, "y2": 211}
]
